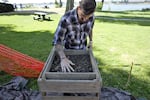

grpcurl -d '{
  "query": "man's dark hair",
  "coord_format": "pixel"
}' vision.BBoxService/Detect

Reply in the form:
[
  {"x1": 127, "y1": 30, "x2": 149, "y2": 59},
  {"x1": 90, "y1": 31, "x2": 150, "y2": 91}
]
[{"x1": 79, "y1": 0, "x2": 96, "y2": 15}]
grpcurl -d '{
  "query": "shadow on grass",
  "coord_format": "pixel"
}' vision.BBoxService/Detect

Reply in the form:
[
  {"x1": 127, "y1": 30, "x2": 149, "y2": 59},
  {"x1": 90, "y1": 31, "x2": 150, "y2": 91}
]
[
  {"x1": 0, "y1": 10, "x2": 56, "y2": 22},
  {"x1": 93, "y1": 54, "x2": 150, "y2": 99},
  {"x1": 95, "y1": 10, "x2": 150, "y2": 26},
  {"x1": 95, "y1": 16, "x2": 150, "y2": 26},
  {"x1": 0, "y1": 10, "x2": 57, "y2": 16},
  {"x1": 92, "y1": 46, "x2": 150, "y2": 99},
  {"x1": 1, "y1": 56, "x2": 150, "y2": 99},
  {"x1": 0, "y1": 25, "x2": 54, "y2": 61},
  {"x1": 0, "y1": 24, "x2": 56, "y2": 90},
  {"x1": 98, "y1": 10, "x2": 150, "y2": 15},
  {"x1": 99, "y1": 66, "x2": 150, "y2": 99},
  {"x1": 0, "y1": 24, "x2": 150, "y2": 99}
]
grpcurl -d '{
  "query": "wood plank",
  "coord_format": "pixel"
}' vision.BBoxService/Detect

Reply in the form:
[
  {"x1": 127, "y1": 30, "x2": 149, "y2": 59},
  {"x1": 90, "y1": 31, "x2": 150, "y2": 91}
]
[
  {"x1": 44, "y1": 47, "x2": 56, "y2": 73},
  {"x1": 89, "y1": 50, "x2": 97, "y2": 72},
  {"x1": 38, "y1": 47, "x2": 55, "y2": 79},
  {"x1": 64, "y1": 49, "x2": 88, "y2": 55},
  {"x1": 42, "y1": 96, "x2": 99, "y2": 100},
  {"x1": 89, "y1": 49, "x2": 103, "y2": 87},
  {"x1": 34, "y1": 12, "x2": 47, "y2": 15},
  {"x1": 38, "y1": 79, "x2": 100, "y2": 93},
  {"x1": 45, "y1": 72, "x2": 96, "y2": 80}
]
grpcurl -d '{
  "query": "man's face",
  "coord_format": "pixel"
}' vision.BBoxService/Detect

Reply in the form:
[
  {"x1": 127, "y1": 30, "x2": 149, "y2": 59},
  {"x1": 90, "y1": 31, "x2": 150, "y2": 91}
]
[{"x1": 77, "y1": 7, "x2": 93, "y2": 23}]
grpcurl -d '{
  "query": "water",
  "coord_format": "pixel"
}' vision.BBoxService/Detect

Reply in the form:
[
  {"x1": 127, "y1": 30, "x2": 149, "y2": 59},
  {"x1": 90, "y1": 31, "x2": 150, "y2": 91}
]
[{"x1": 102, "y1": 3, "x2": 150, "y2": 11}]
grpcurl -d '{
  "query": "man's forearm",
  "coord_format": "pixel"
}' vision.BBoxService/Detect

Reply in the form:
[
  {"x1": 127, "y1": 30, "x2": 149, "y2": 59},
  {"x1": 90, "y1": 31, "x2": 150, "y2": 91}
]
[
  {"x1": 55, "y1": 44, "x2": 66, "y2": 59},
  {"x1": 55, "y1": 44, "x2": 75, "y2": 72}
]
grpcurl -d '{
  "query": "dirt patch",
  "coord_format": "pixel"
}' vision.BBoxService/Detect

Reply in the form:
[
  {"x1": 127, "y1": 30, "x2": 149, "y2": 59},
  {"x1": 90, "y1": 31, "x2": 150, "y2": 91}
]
[{"x1": 50, "y1": 54, "x2": 93, "y2": 72}]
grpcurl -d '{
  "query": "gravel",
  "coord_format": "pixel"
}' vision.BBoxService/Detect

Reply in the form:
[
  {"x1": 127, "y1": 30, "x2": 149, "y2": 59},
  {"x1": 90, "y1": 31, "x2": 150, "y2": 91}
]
[{"x1": 50, "y1": 54, "x2": 93, "y2": 72}]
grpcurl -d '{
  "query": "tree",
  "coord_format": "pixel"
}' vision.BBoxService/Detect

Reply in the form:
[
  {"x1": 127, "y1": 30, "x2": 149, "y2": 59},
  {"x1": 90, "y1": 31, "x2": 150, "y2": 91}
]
[
  {"x1": 96, "y1": 0, "x2": 104, "y2": 11},
  {"x1": 101, "y1": 0, "x2": 104, "y2": 8},
  {"x1": 1, "y1": 0, "x2": 9, "y2": 3},
  {"x1": 65, "y1": 0, "x2": 74, "y2": 13},
  {"x1": 55, "y1": 0, "x2": 62, "y2": 8},
  {"x1": 124, "y1": 0, "x2": 128, "y2": 4},
  {"x1": 59, "y1": 0, "x2": 62, "y2": 7},
  {"x1": 55, "y1": 0, "x2": 59, "y2": 7}
]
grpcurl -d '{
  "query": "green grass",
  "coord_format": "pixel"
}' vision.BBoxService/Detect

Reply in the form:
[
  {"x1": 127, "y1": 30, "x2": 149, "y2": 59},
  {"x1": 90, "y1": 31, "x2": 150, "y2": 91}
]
[
  {"x1": 94, "y1": 11, "x2": 150, "y2": 99},
  {"x1": 95, "y1": 11, "x2": 150, "y2": 19},
  {"x1": 0, "y1": 10, "x2": 150, "y2": 99}
]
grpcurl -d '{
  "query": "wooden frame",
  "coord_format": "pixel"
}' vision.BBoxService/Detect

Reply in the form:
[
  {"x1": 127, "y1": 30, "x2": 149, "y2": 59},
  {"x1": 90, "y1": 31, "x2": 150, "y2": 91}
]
[{"x1": 38, "y1": 47, "x2": 102, "y2": 100}]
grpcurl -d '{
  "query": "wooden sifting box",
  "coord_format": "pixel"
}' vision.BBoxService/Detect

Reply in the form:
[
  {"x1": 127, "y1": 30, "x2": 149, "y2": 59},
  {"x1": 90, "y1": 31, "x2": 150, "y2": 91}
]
[{"x1": 38, "y1": 47, "x2": 102, "y2": 100}]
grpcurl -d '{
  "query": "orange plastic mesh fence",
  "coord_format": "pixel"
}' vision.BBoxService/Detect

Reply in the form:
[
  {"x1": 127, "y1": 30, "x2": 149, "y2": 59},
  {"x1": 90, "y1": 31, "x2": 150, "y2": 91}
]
[{"x1": 0, "y1": 44, "x2": 44, "y2": 77}]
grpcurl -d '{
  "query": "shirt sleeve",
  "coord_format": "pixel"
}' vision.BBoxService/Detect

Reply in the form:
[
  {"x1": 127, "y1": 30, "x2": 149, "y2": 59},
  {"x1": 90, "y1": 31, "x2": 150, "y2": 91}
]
[
  {"x1": 90, "y1": 16, "x2": 95, "y2": 29},
  {"x1": 86, "y1": 16, "x2": 95, "y2": 34},
  {"x1": 53, "y1": 17, "x2": 67, "y2": 45},
  {"x1": 88, "y1": 16, "x2": 95, "y2": 41}
]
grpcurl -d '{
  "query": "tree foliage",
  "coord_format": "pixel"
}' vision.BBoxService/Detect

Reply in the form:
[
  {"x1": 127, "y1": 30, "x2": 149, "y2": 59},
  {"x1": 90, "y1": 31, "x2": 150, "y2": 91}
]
[
  {"x1": 55, "y1": 0, "x2": 62, "y2": 8},
  {"x1": 1, "y1": 0, "x2": 9, "y2": 3},
  {"x1": 65, "y1": 0, "x2": 74, "y2": 13}
]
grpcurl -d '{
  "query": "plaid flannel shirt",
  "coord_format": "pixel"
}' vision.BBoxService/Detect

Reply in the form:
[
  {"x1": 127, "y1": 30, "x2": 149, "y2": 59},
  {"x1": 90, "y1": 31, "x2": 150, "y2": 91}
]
[{"x1": 53, "y1": 8, "x2": 95, "y2": 49}]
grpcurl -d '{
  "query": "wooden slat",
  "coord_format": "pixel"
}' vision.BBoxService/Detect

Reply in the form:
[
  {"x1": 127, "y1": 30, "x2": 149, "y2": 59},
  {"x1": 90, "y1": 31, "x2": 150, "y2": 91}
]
[
  {"x1": 89, "y1": 49, "x2": 97, "y2": 72},
  {"x1": 42, "y1": 95, "x2": 99, "y2": 100},
  {"x1": 89, "y1": 50, "x2": 102, "y2": 87},
  {"x1": 38, "y1": 47, "x2": 55, "y2": 80},
  {"x1": 44, "y1": 47, "x2": 56, "y2": 73},
  {"x1": 45, "y1": 72, "x2": 96, "y2": 80},
  {"x1": 64, "y1": 49, "x2": 88, "y2": 55},
  {"x1": 89, "y1": 49, "x2": 103, "y2": 87},
  {"x1": 38, "y1": 79, "x2": 100, "y2": 93}
]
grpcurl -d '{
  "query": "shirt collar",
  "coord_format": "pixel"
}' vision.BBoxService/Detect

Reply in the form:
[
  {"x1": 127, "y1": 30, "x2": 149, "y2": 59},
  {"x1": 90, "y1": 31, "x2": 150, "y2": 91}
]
[{"x1": 70, "y1": 8, "x2": 79, "y2": 24}]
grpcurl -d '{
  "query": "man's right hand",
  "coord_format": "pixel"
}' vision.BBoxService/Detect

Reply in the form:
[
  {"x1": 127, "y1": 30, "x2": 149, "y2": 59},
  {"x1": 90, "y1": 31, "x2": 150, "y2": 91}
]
[{"x1": 60, "y1": 57, "x2": 75, "y2": 72}]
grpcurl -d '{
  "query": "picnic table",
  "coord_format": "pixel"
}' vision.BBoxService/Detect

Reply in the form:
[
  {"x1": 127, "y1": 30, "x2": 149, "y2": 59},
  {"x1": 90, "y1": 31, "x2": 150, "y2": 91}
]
[{"x1": 33, "y1": 12, "x2": 50, "y2": 21}]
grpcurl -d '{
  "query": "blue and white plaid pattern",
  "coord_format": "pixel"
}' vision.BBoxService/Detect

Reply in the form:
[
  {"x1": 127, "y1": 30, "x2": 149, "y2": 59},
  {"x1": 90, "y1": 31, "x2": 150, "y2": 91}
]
[{"x1": 53, "y1": 9, "x2": 94, "y2": 49}]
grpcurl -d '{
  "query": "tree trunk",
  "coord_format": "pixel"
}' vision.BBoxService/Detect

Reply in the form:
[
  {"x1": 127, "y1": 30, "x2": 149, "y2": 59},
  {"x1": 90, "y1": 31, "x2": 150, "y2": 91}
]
[
  {"x1": 55, "y1": 0, "x2": 58, "y2": 4},
  {"x1": 101, "y1": 0, "x2": 104, "y2": 9},
  {"x1": 59, "y1": 0, "x2": 62, "y2": 7},
  {"x1": 65, "y1": 0, "x2": 74, "y2": 13}
]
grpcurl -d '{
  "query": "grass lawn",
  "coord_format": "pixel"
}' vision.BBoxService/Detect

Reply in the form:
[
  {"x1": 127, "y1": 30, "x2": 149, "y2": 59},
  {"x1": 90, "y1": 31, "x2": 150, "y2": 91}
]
[{"x1": 0, "y1": 10, "x2": 150, "y2": 99}]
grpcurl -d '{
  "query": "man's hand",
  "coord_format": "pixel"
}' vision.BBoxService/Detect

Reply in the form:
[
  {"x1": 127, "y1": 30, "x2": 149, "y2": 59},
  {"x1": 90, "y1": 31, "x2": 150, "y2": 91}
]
[
  {"x1": 55, "y1": 44, "x2": 75, "y2": 72},
  {"x1": 61, "y1": 57, "x2": 75, "y2": 72}
]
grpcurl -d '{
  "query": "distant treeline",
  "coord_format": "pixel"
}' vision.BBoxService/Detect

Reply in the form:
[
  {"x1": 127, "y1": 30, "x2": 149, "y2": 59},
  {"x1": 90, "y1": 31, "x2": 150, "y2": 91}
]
[
  {"x1": 107, "y1": 0, "x2": 150, "y2": 3},
  {"x1": 0, "y1": 3, "x2": 14, "y2": 13}
]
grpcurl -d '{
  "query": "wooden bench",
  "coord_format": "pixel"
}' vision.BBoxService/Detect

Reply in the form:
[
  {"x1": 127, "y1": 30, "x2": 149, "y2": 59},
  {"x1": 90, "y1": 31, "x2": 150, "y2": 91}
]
[{"x1": 33, "y1": 12, "x2": 50, "y2": 21}]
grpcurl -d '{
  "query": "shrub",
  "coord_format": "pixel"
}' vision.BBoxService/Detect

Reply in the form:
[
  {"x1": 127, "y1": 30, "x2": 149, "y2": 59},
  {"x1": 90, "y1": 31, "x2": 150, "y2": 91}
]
[
  {"x1": 142, "y1": 8, "x2": 150, "y2": 11},
  {"x1": 96, "y1": 2, "x2": 103, "y2": 12},
  {"x1": 0, "y1": 3, "x2": 14, "y2": 13}
]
